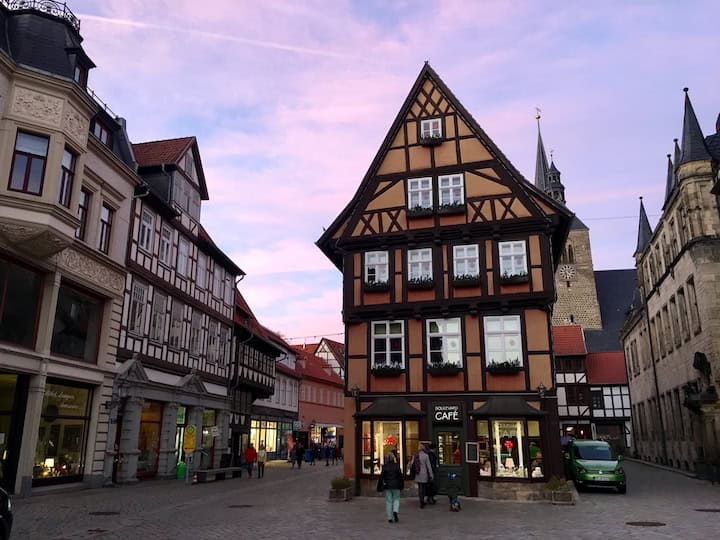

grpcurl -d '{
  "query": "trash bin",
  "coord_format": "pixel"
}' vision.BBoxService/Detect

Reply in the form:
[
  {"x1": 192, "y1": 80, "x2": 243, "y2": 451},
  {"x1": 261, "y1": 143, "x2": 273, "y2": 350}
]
[{"x1": 176, "y1": 460, "x2": 187, "y2": 480}]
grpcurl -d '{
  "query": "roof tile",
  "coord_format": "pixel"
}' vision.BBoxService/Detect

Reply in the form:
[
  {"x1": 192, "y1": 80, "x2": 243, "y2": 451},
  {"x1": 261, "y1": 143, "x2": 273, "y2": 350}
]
[
  {"x1": 132, "y1": 136, "x2": 194, "y2": 166},
  {"x1": 585, "y1": 352, "x2": 628, "y2": 384},
  {"x1": 552, "y1": 325, "x2": 586, "y2": 356}
]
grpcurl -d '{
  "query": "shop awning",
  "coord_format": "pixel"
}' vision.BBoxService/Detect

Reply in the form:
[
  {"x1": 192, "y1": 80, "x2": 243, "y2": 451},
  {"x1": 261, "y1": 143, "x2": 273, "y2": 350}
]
[
  {"x1": 354, "y1": 397, "x2": 425, "y2": 419},
  {"x1": 469, "y1": 396, "x2": 546, "y2": 418}
]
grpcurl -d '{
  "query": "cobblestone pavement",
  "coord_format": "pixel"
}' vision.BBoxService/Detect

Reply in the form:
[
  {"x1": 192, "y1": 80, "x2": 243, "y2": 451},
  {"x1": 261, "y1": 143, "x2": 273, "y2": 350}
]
[{"x1": 10, "y1": 460, "x2": 720, "y2": 540}]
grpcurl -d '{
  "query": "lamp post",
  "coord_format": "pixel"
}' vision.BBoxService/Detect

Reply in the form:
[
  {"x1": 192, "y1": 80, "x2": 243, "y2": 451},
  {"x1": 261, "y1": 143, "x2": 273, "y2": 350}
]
[
  {"x1": 350, "y1": 384, "x2": 360, "y2": 495},
  {"x1": 537, "y1": 382, "x2": 546, "y2": 400}
]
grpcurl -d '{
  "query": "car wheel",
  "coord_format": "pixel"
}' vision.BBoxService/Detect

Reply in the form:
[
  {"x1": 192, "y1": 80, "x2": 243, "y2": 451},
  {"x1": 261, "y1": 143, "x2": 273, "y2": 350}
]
[{"x1": 617, "y1": 485, "x2": 627, "y2": 494}]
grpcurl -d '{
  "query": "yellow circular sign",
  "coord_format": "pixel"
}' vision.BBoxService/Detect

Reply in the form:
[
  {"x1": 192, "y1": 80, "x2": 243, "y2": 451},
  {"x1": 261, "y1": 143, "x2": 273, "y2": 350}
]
[{"x1": 183, "y1": 425, "x2": 196, "y2": 454}]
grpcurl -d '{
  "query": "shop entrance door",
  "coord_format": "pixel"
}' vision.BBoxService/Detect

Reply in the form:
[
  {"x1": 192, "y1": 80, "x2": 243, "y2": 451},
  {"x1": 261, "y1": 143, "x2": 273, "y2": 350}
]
[
  {"x1": 434, "y1": 427, "x2": 466, "y2": 496},
  {"x1": 137, "y1": 401, "x2": 162, "y2": 479},
  {"x1": 0, "y1": 374, "x2": 27, "y2": 493}
]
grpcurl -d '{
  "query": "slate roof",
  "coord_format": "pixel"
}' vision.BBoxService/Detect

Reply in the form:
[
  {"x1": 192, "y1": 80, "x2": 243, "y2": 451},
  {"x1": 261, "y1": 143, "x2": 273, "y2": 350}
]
[
  {"x1": 679, "y1": 89, "x2": 711, "y2": 165},
  {"x1": 132, "y1": 137, "x2": 194, "y2": 167},
  {"x1": 705, "y1": 117, "x2": 720, "y2": 159},
  {"x1": 552, "y1": 325, "x2": 587, "y2": 356},
  {"x1": 570, "y1": 215, "x2": 589, "y2": 231},
  {"x1": 585, "y1": 352, "x2": 628, "y2": 384},
  {"x1": 534, "y1": 122, "x2": 550, "y2": 190},
  {"x1": 634, "y1": 198, "x2": 652, "y2": 256},
  {"x1": 469, "y1": 396, "x2": 545, "y2": 417},
  {"x1": 584, "y1": 269, "x2": 637, "y2": 352},
  {"x1": 663, "y1": 153, "x2": 676, "y2": 210}
]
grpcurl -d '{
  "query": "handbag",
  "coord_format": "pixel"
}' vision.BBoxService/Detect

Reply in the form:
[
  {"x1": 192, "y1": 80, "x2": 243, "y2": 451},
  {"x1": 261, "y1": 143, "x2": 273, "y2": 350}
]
[{"x1": 376, "y1": 473, "x2": 386, "y2": 492}]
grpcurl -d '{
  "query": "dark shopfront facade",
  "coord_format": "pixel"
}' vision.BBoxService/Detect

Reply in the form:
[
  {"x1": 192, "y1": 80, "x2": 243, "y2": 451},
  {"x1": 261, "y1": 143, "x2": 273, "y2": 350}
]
[
  {"x1": 354, "y1": 394, "x2": 559, "y2": 497},
  {"x1": 0, "y1": 374, "x2": 28, "y2": 492}
]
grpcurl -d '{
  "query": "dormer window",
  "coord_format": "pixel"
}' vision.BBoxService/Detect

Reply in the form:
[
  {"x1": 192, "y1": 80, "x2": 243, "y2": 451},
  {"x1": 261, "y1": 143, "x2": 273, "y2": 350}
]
[
  {"x1": 73, "y1": 64, "x2": 87, "y2": 88},
  {"x1": 419, "y1": 118, "x2": 443, "y2": 145},
  {"x1": 91, "y1": 120, "x2": 112, "y2": 147}
]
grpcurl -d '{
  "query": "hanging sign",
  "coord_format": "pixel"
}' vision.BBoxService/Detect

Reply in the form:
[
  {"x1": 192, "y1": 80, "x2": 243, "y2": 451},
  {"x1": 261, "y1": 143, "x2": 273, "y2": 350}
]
[
  {"x1": 183, "y1": 425, "x2": 197, "y2": 453},
  {"x1": 433, "y1": 404, "x2": 462, "y2": 423}
]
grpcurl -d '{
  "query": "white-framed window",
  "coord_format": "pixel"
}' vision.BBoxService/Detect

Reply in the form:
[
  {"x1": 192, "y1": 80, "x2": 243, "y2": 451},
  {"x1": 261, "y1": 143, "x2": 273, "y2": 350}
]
[
  {"x1": 213, "y1": 266, "x2": 224, "y2": 298},
  {"x1": 453, "y1": 244, "x2": 479, "y2": 277},
  {"x1": 149, "y1": 291, "x2": 166, "y2": 342},
  {"x1": 365, "y1": 251, "x2": 388, "y2": 283},
  {"x1": 207, "y1": 320, "x2": 218, "y2": 363},
  {"x1": 218, "y1": 324, "x2": 229, "y2": 367},
  {"x1": 190, "y1": 311, "x2": 202, "y2": 356},
  {"x1": 408, "y1": 248, "x2": 433, "y2": 280},
  {"x1": 224, "y1": 275, "x2": 234, "y2": 305},
  {"x1": 484, "y1": 315, "x2": 523, "y2": 367},
  {"x1": 439, "y1": 174, "x2": 464, "y2": 206},
  {"x1": 408, "y1": 177, "x2": 433, "y2": 209},
  {"x1": 139, "y1": 209, "x2": 154, "y2": 252},
  {"x1": 420, "y1": 118, "x2": 442, "y2": 139},
  {"x1": 159, "y1": 224, "x2": 172, "y2": 265},
  {"x1": 427, "y1": 318, "x2": 462, "y2": 366},
  {"x1": 177, "y1": 237, "x2": 190, "y2": 276},
  {"x1": 371, "y1": 320, "x2": 405, "y2": 368},
  {"x1": 196, "y1": 252, "x2": 207, "y2": 289},
  {"x1": 128, "y1": 281, "x2": 147, "y2": 334},
  {"x1": 169, "y1": 301, "x2": 184, "y2": 349},
  {"x1": 499, "y1": 241, "x2": 527, "y2": 277}
]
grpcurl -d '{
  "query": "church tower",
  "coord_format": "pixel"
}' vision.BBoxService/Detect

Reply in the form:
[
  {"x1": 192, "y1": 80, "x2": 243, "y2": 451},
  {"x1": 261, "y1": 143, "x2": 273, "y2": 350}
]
[{"x1": 535, "y1": 116, "x2": 602, "y2": 329}]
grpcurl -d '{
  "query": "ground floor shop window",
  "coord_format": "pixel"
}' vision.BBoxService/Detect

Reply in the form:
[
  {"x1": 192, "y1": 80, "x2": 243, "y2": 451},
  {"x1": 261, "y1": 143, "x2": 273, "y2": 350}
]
[
  {"x1": 137, "y1": 401, "x2": 162, "y2": 478},
  {"x1": 0, "y1": 373, "x2": 27, "y2": 491},
  {"x1": 251, "y1": 419, "x2": 277, "y2": 453},
  {"x1": 437, "y1": 430, "x2": 462, "y2": 464},
  {"x1": 33, "y1": 381, "x2": 91, "y2": 485},
  {"x1": 476, "y1": 419, "x2": 543, "y2": 480},
  {"x1": 0, "y1": 258, "x2": 42, "y2": 349},
  {"x1": 361, "y1": 420, "x2": 418, "y2": 476}
]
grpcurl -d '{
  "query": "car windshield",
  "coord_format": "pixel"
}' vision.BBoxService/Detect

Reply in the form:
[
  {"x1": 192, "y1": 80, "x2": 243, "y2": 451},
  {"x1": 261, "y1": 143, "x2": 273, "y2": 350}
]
[{"x1": 574, "y1": 444, "x2": 614, "y2": 461}]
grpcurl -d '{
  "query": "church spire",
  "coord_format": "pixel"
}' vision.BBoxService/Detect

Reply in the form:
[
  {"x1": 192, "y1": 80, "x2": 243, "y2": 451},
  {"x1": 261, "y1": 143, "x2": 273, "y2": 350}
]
[
  {"x1": 634, "y1": 197, "x2": 652, "y2": 257},
  {"x1": 662, "y1": 153, "x2": 675, "y2": 209},
  {"x1": 679, "y1": 88, "x2": 711, "y2": 165},
  {"x1": 534, "y1": 112, "x2": 549, "y2": 190}
]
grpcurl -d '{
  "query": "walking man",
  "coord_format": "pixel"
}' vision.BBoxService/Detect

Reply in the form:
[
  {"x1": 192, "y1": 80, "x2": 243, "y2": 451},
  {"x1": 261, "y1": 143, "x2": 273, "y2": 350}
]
[
  {"x1": 257, "y1": 443, "x2": 267, "y2": 478},
  {"x1": 244, "y1": 443, "x2": 257, "y2": 478},
  {"x1": 413, "y1": 443, "x2": 434, "y2": 508}
]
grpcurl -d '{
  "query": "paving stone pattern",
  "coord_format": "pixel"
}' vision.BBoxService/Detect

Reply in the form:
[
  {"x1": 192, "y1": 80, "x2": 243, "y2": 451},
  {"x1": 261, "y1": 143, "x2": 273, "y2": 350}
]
[{"x1": 11, "y1": 461, "x2": 720, "y2": 539}]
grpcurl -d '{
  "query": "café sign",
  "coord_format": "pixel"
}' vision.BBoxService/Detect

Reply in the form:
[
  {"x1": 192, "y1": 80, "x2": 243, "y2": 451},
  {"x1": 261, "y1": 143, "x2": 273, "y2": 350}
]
[{"x1": 433, "y1": 404, "x2": 462, "y2": 423}]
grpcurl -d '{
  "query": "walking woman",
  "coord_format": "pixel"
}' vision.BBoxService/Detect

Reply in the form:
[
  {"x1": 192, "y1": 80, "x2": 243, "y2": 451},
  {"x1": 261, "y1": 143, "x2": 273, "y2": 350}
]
[{"x1": 378, "y1": 452, "x2": 404, "y2": 523}]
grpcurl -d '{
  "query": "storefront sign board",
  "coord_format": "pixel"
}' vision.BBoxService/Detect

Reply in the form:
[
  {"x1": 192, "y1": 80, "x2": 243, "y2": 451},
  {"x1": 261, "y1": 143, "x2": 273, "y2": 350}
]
[
  {"x1": 183, "y1": 425, "x2": 196, "y2": 453},
  {"x1": 433, "y1": 404, "x2": 462, "y2": 423}
]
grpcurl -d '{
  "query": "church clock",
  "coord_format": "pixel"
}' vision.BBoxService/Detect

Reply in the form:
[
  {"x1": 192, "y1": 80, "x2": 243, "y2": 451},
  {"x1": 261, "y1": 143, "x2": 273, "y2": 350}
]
[{"x1": 558, "y1": 264, "x2": 576, "y2": 281}]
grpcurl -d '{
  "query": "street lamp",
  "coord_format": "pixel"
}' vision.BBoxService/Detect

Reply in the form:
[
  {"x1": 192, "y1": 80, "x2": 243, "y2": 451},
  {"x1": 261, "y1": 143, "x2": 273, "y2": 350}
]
[{"x1": 537, "y1": 382, "x2": 546, "y2": 399}]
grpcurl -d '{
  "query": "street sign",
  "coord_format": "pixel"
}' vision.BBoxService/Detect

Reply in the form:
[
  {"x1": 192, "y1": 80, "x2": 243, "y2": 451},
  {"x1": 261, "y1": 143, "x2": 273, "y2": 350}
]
[
  {"x1": 211, "y1": 425, "x2": 219, "y2": 438},
  {"x1": 293, "y1": 420, "x2": 301, "y2": 431},
  {"x1": 183, "y1": 425, "x2": 196, "y2": 453}
]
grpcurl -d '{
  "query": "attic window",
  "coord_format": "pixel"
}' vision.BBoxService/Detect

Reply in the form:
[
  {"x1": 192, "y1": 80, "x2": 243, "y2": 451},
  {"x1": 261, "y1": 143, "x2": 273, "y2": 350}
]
[
  {"x1": 73, "y1": 64, "x2": 87, "y2": 88},
  {"x1": 419, "y1": 118, "x2": 443, "y2": 145},
  {"x1": 91, "y1": 120, "x2": 112, "y2": 147}
]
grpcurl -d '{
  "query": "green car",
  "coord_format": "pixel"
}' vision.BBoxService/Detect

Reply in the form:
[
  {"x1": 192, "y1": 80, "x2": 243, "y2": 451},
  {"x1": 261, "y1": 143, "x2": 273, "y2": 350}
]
[{"x1": 563, "y1": 440, "x2": 626, "y2": 494}]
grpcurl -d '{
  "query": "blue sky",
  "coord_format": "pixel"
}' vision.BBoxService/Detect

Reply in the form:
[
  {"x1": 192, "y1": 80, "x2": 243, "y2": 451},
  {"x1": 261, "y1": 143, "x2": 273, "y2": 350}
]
[{"x1": 69, "y1": 0, "x2": 720, "y2": 341}]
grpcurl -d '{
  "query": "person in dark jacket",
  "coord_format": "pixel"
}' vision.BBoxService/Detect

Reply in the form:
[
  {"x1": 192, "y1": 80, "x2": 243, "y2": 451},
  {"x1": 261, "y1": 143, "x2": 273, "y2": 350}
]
[
  {"x1": 426, "y1": 442, "x2": 439, "y2": 504},
  {"x1": 379, "y1": 452, "x2": 404, "y2": 523},
  {"x1": 295, "y1": 442, "x2": 304, "y2": 469}
]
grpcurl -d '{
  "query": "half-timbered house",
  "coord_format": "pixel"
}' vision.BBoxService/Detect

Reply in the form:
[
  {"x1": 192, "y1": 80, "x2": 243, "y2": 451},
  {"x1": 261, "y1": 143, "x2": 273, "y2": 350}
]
[
  {"x1": 114, "y1": 137, "x2": 242, "y2": 481},
  {"x1": 317, "y1": 64, "x2": 572, "y2": 497}
]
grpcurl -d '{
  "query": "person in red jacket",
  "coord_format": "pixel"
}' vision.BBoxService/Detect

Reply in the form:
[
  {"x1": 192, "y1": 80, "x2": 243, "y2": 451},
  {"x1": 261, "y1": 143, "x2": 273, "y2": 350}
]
[{"x1": 244, "y1": 443, "x2": 257, "y2": 478}]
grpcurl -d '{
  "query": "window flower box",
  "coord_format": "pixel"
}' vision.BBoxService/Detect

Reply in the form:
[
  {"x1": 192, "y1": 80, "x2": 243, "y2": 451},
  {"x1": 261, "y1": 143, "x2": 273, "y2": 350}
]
[
  {"x1": 407, "y1": 277, "x2": 434, "y2": 290},
  {"x1": 364, "y1": 280, "x2": 390, "y2": 292},
  {"x1": 406, "y1": 206, "x2": 434, "y2": 218},
  {"x1": 427, "y1": 362, "x2": 462, "y2": 376},
  {"x1": 419, "y1": 134, "x2": 444, "y2": 146},
  {"x1": 500, "y1": 271, "x2": 529, "y2": 285},
  {"x1": 438, "y1": 202, "x2": 465, "y2": 215},
  {"x1": 371, "y1": 364, "x2": 405, "y2": 377},
  {"x1": 486, "y1": 359, "x2": 523, "y2": 374},
  {"x1": 452, "y1": 274, "x2": 481, "y2": 288}
]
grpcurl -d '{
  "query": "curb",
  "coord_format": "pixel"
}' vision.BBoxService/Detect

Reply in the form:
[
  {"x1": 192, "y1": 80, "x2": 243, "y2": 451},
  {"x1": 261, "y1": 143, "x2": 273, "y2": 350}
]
[{"x1": 625, "y1": 457, "x2": 699, "y2": 479}]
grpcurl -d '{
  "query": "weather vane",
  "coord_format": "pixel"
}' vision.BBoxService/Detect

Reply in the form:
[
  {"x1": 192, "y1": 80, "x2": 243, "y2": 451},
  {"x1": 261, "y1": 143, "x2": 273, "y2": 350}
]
[
  {"x1": 535, "y1": 107, "x2": 541, "y2": 120},
  {"x1": 550, "y1": 148, "x2": 554, "y2": 161}
]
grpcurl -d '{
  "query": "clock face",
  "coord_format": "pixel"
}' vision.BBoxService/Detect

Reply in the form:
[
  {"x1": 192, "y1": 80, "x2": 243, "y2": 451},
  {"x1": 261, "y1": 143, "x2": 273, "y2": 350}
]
[{"x1": 558, "y1": 264, "x2": 576, "y2": 280}]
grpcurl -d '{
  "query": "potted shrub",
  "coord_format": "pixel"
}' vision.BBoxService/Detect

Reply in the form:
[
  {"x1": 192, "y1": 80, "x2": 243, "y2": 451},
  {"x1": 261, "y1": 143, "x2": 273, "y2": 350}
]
[
  {"x1": 500, "y1": 271, "x2": 529, "y2": 284},
  {"x1": 437, "y1": 202, "x2": 465, "y2": 215},
  {"x1": 419, "y1": 133, "x2": 443, "y2": 146},
  {"x1": 407, "y1": 276, "x2": 435, "y2": 290},
  {"x1": 486, "y1": 358, "x2": 522, "y2": 374},
  {"x1": 406, "y1": 205, "x2": 434, "y2": 217},
  {"x1": 427, "y1": 362, "x2": 462, "y2": 375},
  {"x1": 452, "y1": 274, "x2": 481, "y2": 288},
  {"x1": 364, "y1": 280, "x2": 390, "y2": 292},
  {"x1": 329, "y1": 476, "x2": 353, "y2": 501},
  {"x1": 371, "y1": 363, "x2": 404, "y2": 377},
  {"x1": 544, "y1": 476, "x2": 574, "y2": 505}
]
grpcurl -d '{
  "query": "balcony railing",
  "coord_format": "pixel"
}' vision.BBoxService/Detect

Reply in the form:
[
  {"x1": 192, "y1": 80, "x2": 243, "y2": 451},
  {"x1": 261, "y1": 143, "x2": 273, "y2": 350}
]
[
  {"x1": 0, "y1": 1, "x2": 80, "y2": 32},
  {"x1": 86, "y1": 86, "x2": 118, "y2": 119}
]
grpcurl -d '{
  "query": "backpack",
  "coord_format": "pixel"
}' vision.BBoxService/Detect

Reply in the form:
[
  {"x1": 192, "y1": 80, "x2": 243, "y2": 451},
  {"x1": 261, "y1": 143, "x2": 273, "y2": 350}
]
[{"x1": 409, "y1": 453, "x2": 421, "y2": 479}]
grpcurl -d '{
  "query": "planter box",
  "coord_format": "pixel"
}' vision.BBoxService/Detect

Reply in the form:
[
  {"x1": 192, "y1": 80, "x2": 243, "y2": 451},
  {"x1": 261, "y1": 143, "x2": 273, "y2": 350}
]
[
  {"x1": 486, "y1": 364, "x2": 523, "y2": 374},
  {"x1": 438, "y1": 203, "x2": 465, "y2": 215},
  {"x1": 363, "y1": 281, "x2": 390, "y2": 292},
  {"x1": 371, "y1": 366, "x2": 405, "y2": 377},
  {"x1": 550, "y1": 490, "x2": 574, "y2": 505},
  {"x1": 427, "y1": 364, "x2": 462, "y2": 376},
  {"x1": 419, "y1": 135, "x2": 443, "y2": 146},
  {"x1": 407, "y1": 279, "x2": 435, "y2": 290},
  {"x1": 406, "y1": 207, "x2": 434, "y2": 218},
  {"x1": 452, "y1": 276, "x2": 481, "y2": 288},
  {"x1": 500, "y1": 273, "x2": 530, "y2": 285},
  {"x1": 329, "y1": 487, "x2": 353, "y2": 502}
]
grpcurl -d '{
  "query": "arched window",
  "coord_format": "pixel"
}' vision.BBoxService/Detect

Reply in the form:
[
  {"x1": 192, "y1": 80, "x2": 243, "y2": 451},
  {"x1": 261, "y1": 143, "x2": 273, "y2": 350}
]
[{"x1": 567, "y1": 245, "x2": 575, "y2": 264}]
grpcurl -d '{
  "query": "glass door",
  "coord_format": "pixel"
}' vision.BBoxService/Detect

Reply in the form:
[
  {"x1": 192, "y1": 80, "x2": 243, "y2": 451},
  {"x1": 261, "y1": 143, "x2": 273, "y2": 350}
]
[{"x1": 435, "y1": 427, "x2": 465, "y2": 495}]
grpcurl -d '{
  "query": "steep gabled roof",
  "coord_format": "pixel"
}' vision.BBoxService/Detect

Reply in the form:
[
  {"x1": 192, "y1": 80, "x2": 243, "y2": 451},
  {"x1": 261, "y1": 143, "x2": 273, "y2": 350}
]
[
  {"x1": 585, "y1": 352, "x2": 628, "y2": 384},
  {"x1": 316, "y1": 63, "x2": 573, "y2": 269},
  {"x1": 534, "y1": 120, "x2": 550, "y2": 190},
  {"x1": 317, "y1": 337, "x2": 346, "y2": 367},
  {"x1": 198, "y1": 224, "x2": 244, "y2": 276},
  {"x1": 678, "y1": 88, "x2": 711, "y2": 165},
  {"x1": 552, "y1": 325, "x2": 587, "y2": 356},
  {"x1": 584, "y1": 269, "x2": 637, "y2": 353},
  {"x1": 294, "y1": 350, "x2": 343, "y2": 387},
  {"x1": 570, "y1": 215, "x2": 589, "y2": 231},
  {"x1": 132, "y1": 136, "x2": 209, "y2": 199},
  {"x1": 634, "y1": 198, "x2": 652, "y2": 257}
]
